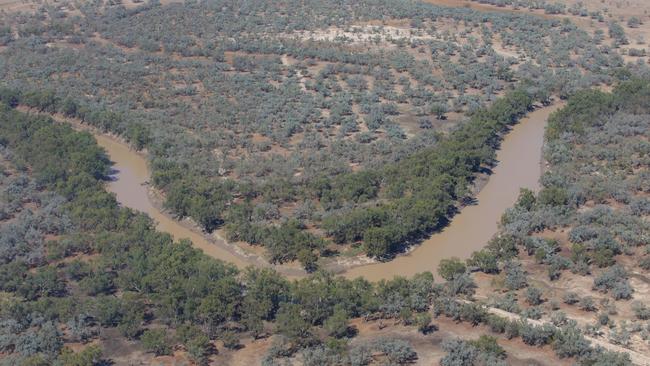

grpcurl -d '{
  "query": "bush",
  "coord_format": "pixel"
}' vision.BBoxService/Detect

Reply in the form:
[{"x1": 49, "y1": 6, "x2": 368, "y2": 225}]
[
  {"x1": 467, "y1": 250, "x2": 499, "y2": 274},
  {"x1": 505, "y1": 320, "x2": 520, "y2": 339},
  {"x1": 520, "y1": 323, "x2": 555, "y2": 346},
  {"x1": 55, "y1": 345, "x2": 103, "y2": 366},
  {"x1": 221, "y1": 330, "x2": 240, "y2": 350},
  {"x1": 552, "y1": 325, "x2": 590, "y2": 359},
  {"x1": 563, "y1": 292, "x2": 579, "y2": 305},
  {"x1": 324, "y1": 305, "x2": 351, "y2": 339},
  {"x1": 186, "y1": 334, "x2": 211, "y2": 366},
  {"x1": 486, "y1": 315, "x2": 508, "y2": 334},
  {"x1": 414, "y1": 312, "x2": 433, "y2": 334},
  {"x1": 373, "y1": 338, "x2": 417, "y2": 364},
  {"x1": 593, "y1": 265, "x2": 633, "y2": 300},
  {"x1": 550, "y1": 311, "x2": 568, "y2": 327},
  {"x1": 525, "y1": 287, "x2": 543, "y2": 306},
  {"x1": 578, "y1": 296, "x2": 597, "y2": 312},
  {"x1": 504, "y1": 261, "x2": 527, "y2": 290},
  {"x1": 140, "y1": 329, "x2": 171, "y2": 356},
  {"x1": 440, "y1": 339, "x2": 478, "y2": 366},
  {"x1": 522, "y1": 306, "x2": 543, "y2": 320},
  {"x1": 631, "y1": 301, "x2": 650, "y2": 320},
  {"x1": 438, "y1": 257, "x2": 466, "y2": 281},
  {"x1": 468, "y1": 335, "x2": 505, "y2": 359}
]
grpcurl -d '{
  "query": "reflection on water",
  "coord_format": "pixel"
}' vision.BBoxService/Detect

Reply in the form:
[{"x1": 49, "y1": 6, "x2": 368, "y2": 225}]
[{"x1": 92, "y1": 104, "x2": 560, "y2": 280}]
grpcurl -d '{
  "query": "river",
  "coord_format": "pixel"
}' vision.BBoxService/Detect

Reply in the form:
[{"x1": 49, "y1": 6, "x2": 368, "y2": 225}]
[
  {"x1": 344, "y1": 104, "x2": 562, "y2": 280},
  {"x1": 90, "y1": 104, "x2": 561, "y2": 281},
  {"x1": 92, "y1": 134, "x2": 251, "y2": 269}
]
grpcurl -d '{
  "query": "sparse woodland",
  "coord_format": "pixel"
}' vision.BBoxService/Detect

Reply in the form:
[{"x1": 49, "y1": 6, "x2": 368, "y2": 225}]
[
  {"x1": 0, "y1": 0, "x2": 648, "y2": 365},
  {"x1": 0, "y1": 0, "x2": 632, "y2": 268}
]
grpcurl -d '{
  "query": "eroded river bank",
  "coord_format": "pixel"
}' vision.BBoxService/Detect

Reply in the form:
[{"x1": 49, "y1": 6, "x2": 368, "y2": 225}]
[{"x1": 62, "y1": 103, "x2": 561, "y2": 281}]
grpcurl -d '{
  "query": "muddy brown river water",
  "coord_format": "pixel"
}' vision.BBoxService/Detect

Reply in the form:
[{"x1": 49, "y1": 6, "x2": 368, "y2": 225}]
[
  {"x1": 92, "y1": 134, "x2": 249, "y2": 269},
  {"x1": 91, "y1": 104, "x2": 561, "y2": 281},
  {"x1": 344, "y1": 104, "x2": 562, "y2": 280}
]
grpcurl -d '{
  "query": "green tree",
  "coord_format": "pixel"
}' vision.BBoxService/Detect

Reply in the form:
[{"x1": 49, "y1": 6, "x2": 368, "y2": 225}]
[
  {"x1": 515, "y1": 188, "x2": 536, "y2": 211},
  {"x1": 140, "y1": 329, "x2": 171, "y2": 356},
  {"x1": 468, "y1": 335, "x2": 505, "y2": 359},
  {"x1": 186, "y1": 334, "x2": 211, "y2": 366},
  {"x1": 414, "y1": 312, "x2": 433, "y2": 334},
  {"x1": 324, "y1": 305, "x2": 350, "y2": 338},
  {"x1": 275, "y1": 303, "x2": 313, "y2": 345},
  {"x1": 55, "y1": 345, "x2": 102, "y2": 366},
  {"x1": 438, "y1": 257, "x2": 466, "y2": 281}
]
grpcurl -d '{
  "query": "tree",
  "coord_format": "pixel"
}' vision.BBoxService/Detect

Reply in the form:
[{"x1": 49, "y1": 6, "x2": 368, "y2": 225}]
[
  {"x1": 55, "y1": 345, "x2": 103, "y2": 366},
  {"x1": 468, "y1": 335, "x2": 505, "y2": 359},
  {"x1": 186, "y1": 334, "x2": 211, "y2": 366},
  {"x1": 221, "y1": 330, "x2": 240, "y2": 350},
  {"x1": 504, "y1": 261, "x2": 527, "y2": 290},
  {"x1": 440, "y1": 339, "x2": 478, "y2": 366},
  {"x1": 520, "y1": 323, "x2": 555, "y2": 346},
  {"x1": 373, "y1": 338, "x2": 417, "y2": 364},
  {"x1": 414, "y1": 312, "x2": 433, "y2": 334},
  {"x1": 467, "y1": 249, "x2": 499, "y2": 274},
  {"x1": 525, "y1": 287, "x2": 543, "y2": 306},
  {"x1": 515, "y1": 188, "x2": 536, "y2": 211},
  {"x1": 79, "y1": 271, "x2": 114, "y2": 296},
  {"x1": 297, "y1": 248, "x2": 318, "y2": 273},
  {"x1": 552, "y1": 325, "x2": 590, "y2": 359},
  {"x1": 324, "y1": 305, "x2": 351, "y2": 338},
  {"x1": 93, "y1": 296, "x2": 123, "y2": 327},
  {"x1": 140, "y1": 329, "x2": 171, "y2": 356},
  {"x1": 430, "y1": 103, "x2": 448, "y2": 120},
  {"x1": 275, "y1": 303, "x2": 313, "y2": 345},
  {"x1": 438, "y1": 257, "x2": 466, "y2": 281}
]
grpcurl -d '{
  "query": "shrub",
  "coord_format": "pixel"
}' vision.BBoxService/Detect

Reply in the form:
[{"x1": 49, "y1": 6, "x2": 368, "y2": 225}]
[
  {"x1": 578, "y1": 296, "x2": 597, "y2": 312},
  {"x1": 550, "y1": 311, "x2": 568, "y2": 327},
  {"x1": 221, "y1": 330, "x2": 240, "y2": 350},
  {"x1": 505, "y1": 320, "x2": 520, "y2": 339},
  {"x1": 552, "y1": 325, "x2": 590, "y2": 359},
  {"x1": 56, "y1": 345, "x2": 103, "y2": 366},
  {"x1": 440, "y1": 339, "x2": 477, "y2": 366},
  {"x1": 593, "y1": 265, "x2": 633, "y2": 300},
  {"x1": 520, "y1": 323, "x2": 555, "y2": 346},
  {"x1": 522, "y1": 306, "x2": 543, "y2": 320},
  {"x1": 438, "y1": 257, "x2": 467, "y2": 281},
  {"x1": 324, "y1": 305, "x2": 351, "y2": 339},
  {"x1": 631, "y1": 301, "x2": 650, "y2": 320},
  {"x1": 468, "y1": 335, "x2": 506, "y2": 359},
  {"x1": 414, "y1": 312, "x2": 433, "y2": 334},
  {"x1": 491, "y1": 292, "x2": 520, "y2": 313},
  {"x1": 467, "y1": 250, "x2": 499, "y2": 274},
  {"x1": 563, "y1": 292, "x2": 580, "y2": 305},
  {"x1": 140, "y1": 329, "x2": 171, "y2": 356},
  {"x1": 373, "y1": 338, "x2": 417, "y2": 364},
  {"x1": 486, "y1": 315, "x2": 508, "y2": 334},
  {"x1": 186, "y1": 334, "x2": 211, "y2": 366},
  {"x1": 525, "y1": 287, "x2": 543, "y2": 306},
  {"x1": 504, "y1": 261, "x2": 527, "y2": 290}
]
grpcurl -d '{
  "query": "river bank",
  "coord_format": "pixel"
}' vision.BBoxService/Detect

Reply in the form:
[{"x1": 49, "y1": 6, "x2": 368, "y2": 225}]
[{"x1": 18, "y1": 102, "x2": 561, "y2": 280}]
